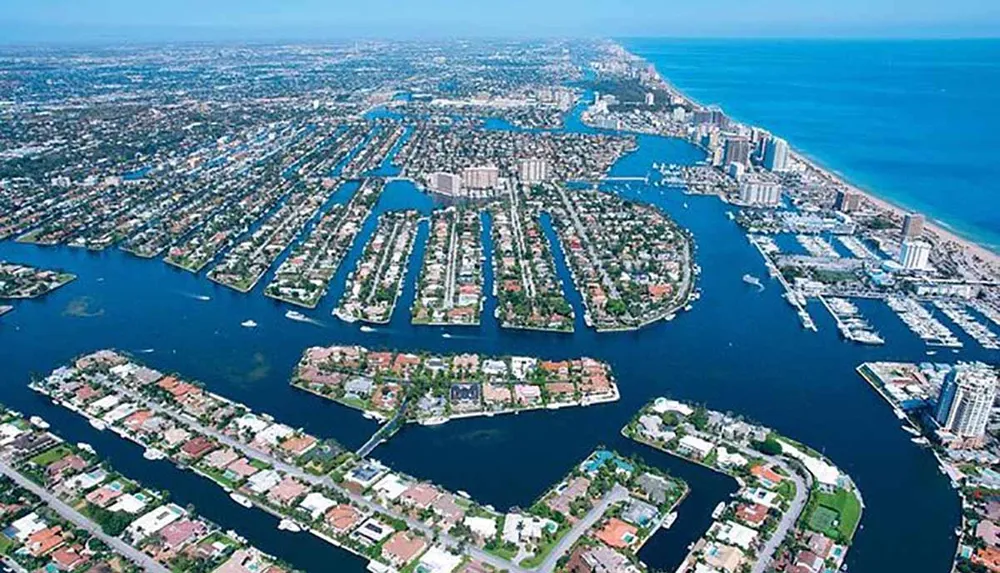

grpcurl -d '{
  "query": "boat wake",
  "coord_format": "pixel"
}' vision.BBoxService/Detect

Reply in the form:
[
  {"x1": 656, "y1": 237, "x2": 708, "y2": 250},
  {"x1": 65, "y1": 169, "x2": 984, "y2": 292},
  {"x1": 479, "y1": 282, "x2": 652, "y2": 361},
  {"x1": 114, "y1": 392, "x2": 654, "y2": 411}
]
[
  {"x1": 135, "y1": 348, "x2": 155, "y2": 354},
  {"x1": 180, "y1": 292, "x2": 212, "y2": 301}
]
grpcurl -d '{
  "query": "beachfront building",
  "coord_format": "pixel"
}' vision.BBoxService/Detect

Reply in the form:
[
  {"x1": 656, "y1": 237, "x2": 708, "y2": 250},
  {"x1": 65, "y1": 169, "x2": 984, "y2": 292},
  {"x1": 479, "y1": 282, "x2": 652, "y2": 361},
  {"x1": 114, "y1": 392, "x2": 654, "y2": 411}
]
[
  {"x1": 763, "y1": 136, "x2": 789, "y2": 172},
  {"x1": 935, "y1": 362, "x2": 998, "y2": 448},
  {"x1": 898, "y1": 239, "x2": 932, "y2": 271},
  {"x1": 738, "y1": 175, "x2": 782, "y2": 207},
  {"x1": 903, "y1": 212, "x2": 925, "y2": 239}
]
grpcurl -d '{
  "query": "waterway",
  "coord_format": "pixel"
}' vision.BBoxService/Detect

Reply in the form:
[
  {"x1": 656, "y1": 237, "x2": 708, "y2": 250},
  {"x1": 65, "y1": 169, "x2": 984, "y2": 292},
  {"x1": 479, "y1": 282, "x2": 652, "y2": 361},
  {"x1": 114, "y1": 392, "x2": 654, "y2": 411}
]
[{"x1": 0, "y1": 79, "x2": 985, "y2": 573}]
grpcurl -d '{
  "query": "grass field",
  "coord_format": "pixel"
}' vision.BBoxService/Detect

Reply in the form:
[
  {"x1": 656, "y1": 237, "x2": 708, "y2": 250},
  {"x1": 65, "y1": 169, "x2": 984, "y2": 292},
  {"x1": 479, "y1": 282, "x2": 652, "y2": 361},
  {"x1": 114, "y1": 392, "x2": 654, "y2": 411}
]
[
  {"x1": 804, "y1": 487, "x2": 862, "y2": 541},
  {"x1": 29, "y1": 445, "x2": 72, "y2": 466}
]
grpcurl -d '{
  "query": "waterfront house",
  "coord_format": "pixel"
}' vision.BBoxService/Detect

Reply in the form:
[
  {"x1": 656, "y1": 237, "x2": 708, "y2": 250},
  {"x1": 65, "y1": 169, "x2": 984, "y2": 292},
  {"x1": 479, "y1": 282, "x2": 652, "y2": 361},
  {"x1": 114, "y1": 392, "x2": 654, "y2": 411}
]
[
  {"x1": 25, "y1": 525, "x2": 65, "y2": 557},
  {"x1": 482, "y1": 383, "x2": 511, "y2": 407},
  {"x1": 325, "y1": 504, "x2": 363, "y2": 534},
  {"x1": 381, "y1": 531, "x2": 427, "y2": 567},
  {"x1": 621, "y1": 499, "x2": 658, "y2": 527},
  {"x1": 594, "y1": 518, "x2": 638, "y2": 549},
  {"x1": 267, "y1": 476, "x2": 308, "y2": 507},
  {"x1": 513, "y1": 384, "x2": 542, "y2": 405}
]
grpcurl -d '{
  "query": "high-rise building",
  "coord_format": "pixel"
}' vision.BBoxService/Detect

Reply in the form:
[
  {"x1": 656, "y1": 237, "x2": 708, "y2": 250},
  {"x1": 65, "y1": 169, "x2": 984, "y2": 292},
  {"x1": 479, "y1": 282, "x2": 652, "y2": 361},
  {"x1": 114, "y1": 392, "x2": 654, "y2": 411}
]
[
  {"x1": 898, "y1": 239, "x2": 931, "y2": 271},
  {"x1": 461, "y1": 166, "x2": 499, "y2": 190},
  {"x1": 935, "y1": 363, "x2": 998, "y2": 447},
  {"x1": 763, "y1": 137, "x2": 789, "y2": 172},
  {"x1": 903, "y1": 212, "x2": 924, "y2": 239},
  {"x1": 723, "y1": 137, "x2": 751, "y2": 167},
  {"x1": 834, "y1": 189, "x2": 861, "y2": 213},
  {"x1": 518, "y1": 159, "x2": 549, "y2": 184},
  {"x1": 738, "y1": 177, "x2": 782, "y2": 206},
  {"x1": 427, "y1": 172, "x2": 462, "y2": 196},
  {"x1": 645, "y1": 92, "x2": 655, "y2": 106}
]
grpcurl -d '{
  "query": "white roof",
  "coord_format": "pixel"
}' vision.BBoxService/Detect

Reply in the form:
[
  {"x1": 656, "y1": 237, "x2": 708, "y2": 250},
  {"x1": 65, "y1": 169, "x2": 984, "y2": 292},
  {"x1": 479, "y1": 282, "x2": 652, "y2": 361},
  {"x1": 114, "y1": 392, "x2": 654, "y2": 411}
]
[
  {"x1": 127, "y1": 503, "x2": 185, "y2": 540},
  {"x1": 233, "y1": 413, "x2": 270, "y2": 434},
  {"x1": 481, "y1": 359, "x2": 508, "y2": 374},
  {"x1": 741, "y1": 487, "x2": 778, "y2": 508},
  {"x1": 89, "y1": 394, "x2": 120, "y2": 412},
  {"x1": 679, "y1": 435, "x2": 715, "y2": 456},
  {"x1": 298, "y1": 492, "x2": 337, "y2": 518},
  {"x1": 463, "y1": 516, "x2": 497, "y2": 539},
  {"x1": 108, "y1": 493, "x2": 150, "y2": 514},
  {"x1": 715, "y1": 447, "x2": 749, "y2": 468},
  {"x1": 416, "y1": 545, "x2": 463, "y2": 573},
  {"x1": 373, "y1": 474, "x2": 410, "y2": 501},
  {"x1": 255, "y1": 423, "x2": 294, "y2": 445},
  {"x1": 651, "y1": 398, "x2": 694, "y2": 417},
  {"x1": 246, "y1": 469, "x2": 282, "y2": 494},
  {"x1": 9, "y1": 512, "x2": 46, "y2": 542},
  {"x1": 102, "y1": 402, "x2": 138, "y2": 424},
  {"x1": 716, "y1": 520, "x2": 758, "y2": 549},
  {"x1": 502, "y1": 513, "x2": 554, "y2": 544},
  {"x1": 778, "y1": 440, "x2": 840, "y2": 486},
  {"x1": 0, "y1": 422, "x2": 25, "y2": 445},
  {"x1": 62, "y1": 469, "x2": 108, "y2": 492}
]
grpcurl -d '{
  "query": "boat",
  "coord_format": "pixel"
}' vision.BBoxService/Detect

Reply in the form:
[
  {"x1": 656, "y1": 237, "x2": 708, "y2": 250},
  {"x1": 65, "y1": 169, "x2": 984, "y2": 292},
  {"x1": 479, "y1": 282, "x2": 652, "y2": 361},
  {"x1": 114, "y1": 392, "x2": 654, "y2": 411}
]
[
  {"x1": 661, "y1": 512, "x2": 678, "y2": 529},
  {"x1": 420, "y1": 416, "x2": 448, "y2": 426},
  {"x1": 143, "y1": 448, "x2": 166, "y2": 461},
  {"x1": 193, "y1": 294, "x2": 211, "y2": 301},
  {"x1": 88, "y1": 419, "x2": 106, "y2": 431},
  {"x1": 911, "y1": 437, "x2": 930, "y2": 446},
  {"x1": 77, "y1": 443, "x2": 95, "y2": 454},
  {"x1": 277, "y1": 518, "x2": 302, "y2": 532},
  {"x1": 367, "y1": 561, "x2": 393, "y2": 573},
  {"x1": 901, "y1": 426, "x2": 921, "y2": 436},
  {"x1": 442, "y1": 333, "x2": 453, "y2": 339},
  {"x1": 742, "y1": 274, "x2": 763, "y2": 289},
  {"x1": 285, "y1": 310, "x2": 308, "y2": 322},
  {"x1": 28, "y1": 416, "x2": 49, "y2": 429},
  {"x1": 359, "y1": 325, "x2": 375, "y2": 333},
  {"x1": 711, "y1": 502, "x2": 726, "y2": 519},
  {"x1": 456, "y1": 490, "x2": 471, "y2": 499},
  {"x1": 229, "y1": 493, "x2": 253, "y2": 508},
  {"x1": 241, "y1": 320, "x2": 257, "y2": 328}
]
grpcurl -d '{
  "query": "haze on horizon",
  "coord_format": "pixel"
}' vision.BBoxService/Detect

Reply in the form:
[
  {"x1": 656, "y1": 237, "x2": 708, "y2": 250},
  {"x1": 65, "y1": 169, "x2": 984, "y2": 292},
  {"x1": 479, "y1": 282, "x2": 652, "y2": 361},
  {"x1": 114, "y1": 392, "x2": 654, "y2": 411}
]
[{"x1": 1, "y1": 0, "x2": 999, "y2": 43}]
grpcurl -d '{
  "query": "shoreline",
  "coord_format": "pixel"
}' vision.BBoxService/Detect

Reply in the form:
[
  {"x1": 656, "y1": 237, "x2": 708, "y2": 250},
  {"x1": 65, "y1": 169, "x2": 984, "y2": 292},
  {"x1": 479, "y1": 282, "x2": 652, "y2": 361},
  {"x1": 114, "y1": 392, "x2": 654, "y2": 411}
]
[{"x1": 614, "y1": 40, "x2": 1000, "y2": 264}]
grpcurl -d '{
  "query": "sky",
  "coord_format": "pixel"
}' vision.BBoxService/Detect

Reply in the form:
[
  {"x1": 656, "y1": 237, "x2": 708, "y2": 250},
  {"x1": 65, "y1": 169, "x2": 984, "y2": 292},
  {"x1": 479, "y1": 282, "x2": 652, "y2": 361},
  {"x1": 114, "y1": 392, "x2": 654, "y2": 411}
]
[{"x1": 1, "y1": 0, "x2": 999, "y2": 43}]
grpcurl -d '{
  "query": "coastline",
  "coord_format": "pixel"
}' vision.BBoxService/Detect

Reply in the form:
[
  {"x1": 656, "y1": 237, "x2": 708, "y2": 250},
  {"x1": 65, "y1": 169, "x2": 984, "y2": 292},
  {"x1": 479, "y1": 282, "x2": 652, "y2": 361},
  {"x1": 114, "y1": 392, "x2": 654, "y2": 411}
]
[{"x1": 614, "y1": 39, "x2": 1000, "y2": 264}]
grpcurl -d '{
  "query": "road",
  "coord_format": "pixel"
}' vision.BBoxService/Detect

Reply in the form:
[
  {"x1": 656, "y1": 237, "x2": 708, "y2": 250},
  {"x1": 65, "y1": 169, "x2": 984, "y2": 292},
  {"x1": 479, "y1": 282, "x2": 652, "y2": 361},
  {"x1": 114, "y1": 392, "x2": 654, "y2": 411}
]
[
  {"x1": 0, "y1": 460, "x2": 170, "y2": 573},
  {"x1": 536, "y1": 483, "x2": 630, "y2": 572}
]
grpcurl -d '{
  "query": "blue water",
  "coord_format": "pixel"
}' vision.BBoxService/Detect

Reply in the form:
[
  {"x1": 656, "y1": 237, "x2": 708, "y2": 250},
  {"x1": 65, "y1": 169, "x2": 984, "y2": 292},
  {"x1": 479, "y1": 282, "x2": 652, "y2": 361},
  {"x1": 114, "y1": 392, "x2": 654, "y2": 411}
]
[
  {"x1": 0, "y1": 83, "x2": 983, "y2": 573},
  {"x1": 623, "y1": 38, "x2": 1000, "y2": 252}
]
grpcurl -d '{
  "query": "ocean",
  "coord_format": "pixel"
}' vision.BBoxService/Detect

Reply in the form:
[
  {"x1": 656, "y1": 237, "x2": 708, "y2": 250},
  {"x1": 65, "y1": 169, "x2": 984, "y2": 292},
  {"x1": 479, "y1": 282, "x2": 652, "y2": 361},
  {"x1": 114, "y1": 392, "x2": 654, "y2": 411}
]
[{"x1": 622, "y1": 38, "x2": 1000, "y2": 253}]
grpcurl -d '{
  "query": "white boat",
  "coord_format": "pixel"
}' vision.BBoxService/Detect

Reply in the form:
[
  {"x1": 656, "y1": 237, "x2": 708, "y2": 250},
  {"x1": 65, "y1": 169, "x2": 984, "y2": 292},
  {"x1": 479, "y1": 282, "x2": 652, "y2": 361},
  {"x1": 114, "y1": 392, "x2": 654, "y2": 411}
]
[
  {"x1": 661, "y1": 512, "x2": 678, "y2": 529},
  {"x1": 367, "y1": 561, "x2": 393, "y2": 573},
  {"x1": 457, "y1": 490, "x2": 471, "y2": 499},
  {"x1": 711, "y1": 502, "x2": 726, "y2": 519},
  {"x1": 229, "y1": 493, "x2": 253, "y2": 508},
  {"x1": 359, "y1": 325, "x2": 375, "y2": 333},
  {"x1": 143, "y1": 448, "x2": 166, "y2": 461},
  {"x1": 285, "y1": 310, "x2": 308, "y2": 322},
  {"x1": 911, "y1": 437, "x2": 930, "y2": 446},
  {"x1": 29, "y1": 416, "x2": 49, "y2": 429},
  {"x1": 420, "y1": 416, "x2": 448, "y2": 426},
  {"x1": 193, "y1": 294, "x2": 211, "y2": 301},
  {"x1": 442, "y1": 333, "x2": 452, "y2": 339},
  {"x1": 901, "y1": 426, "x2": 921, "y2": 436},
  {"x1": 277, "y1": 518, "x2": 302, "y2": 532},
  {"x1": 77, "y1": 443, "x2": 95, "y2": 454},
  {"x1": 89, "y1": 419, "x2": 106, "y2": 431},
  {"x1": 241, "y1": 320, "x2": 258, "y2": 328},
  {"x1": 742, "y1": 274, "x2": 763, "y2": 289}
]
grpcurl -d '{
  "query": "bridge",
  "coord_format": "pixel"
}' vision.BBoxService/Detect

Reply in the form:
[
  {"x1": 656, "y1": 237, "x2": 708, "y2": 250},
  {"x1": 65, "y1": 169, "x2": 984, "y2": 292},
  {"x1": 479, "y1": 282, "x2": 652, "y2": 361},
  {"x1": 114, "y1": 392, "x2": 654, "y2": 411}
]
[{"x1": 355, "y1": 397, "x2": 409, "y2": 458}]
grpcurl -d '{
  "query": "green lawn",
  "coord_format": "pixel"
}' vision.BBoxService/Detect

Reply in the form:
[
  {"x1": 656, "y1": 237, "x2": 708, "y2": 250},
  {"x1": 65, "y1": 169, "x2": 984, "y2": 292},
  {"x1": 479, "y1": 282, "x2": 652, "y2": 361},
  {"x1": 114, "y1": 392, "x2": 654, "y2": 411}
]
[
  {"x1": 805, "y1": 487, "x2": 862, "y2": 541},
  {"x1": 0, "y1": 533, "x2": 16, "y2": 555},
  {"x1": 29, "y1": 445, "x2": 73, "y2": 466}
]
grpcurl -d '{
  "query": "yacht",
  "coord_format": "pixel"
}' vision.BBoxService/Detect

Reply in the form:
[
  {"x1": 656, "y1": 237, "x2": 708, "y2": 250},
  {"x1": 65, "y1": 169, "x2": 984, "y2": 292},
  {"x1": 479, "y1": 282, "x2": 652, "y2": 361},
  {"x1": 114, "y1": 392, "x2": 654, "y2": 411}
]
[
  {"x1": 88, "y1": 419, "x2": 106, "y2": 431},
  {"x1": 143, "y1": 448, "x2": 166, "y2": 461},
  {"x1": 742, "y1": 274, "x2": 763, "y2": 289},
  {"x1": 229, "y1": 493, "x2": 253, "y2": 508},
  {"x1": 277, "y1": 519, "x2": 302, "y2": 533},
  {"x1": 711, "y1": 502, "x2": 726, "y2": 519},
  {"x1": 661, "y1": 512, "x2": 678, "y2": 529},
  {"x1": 285, "y1": 310, "x2": 308, "y2": 322},
  {"x1": 240, "y1": 319, "x2": 257, "y2": 328},
  {"x1": 28, "y1": 416, "x2": 49, "y2": 429},
  {"x1": 359, "y1": 325, "x2": 375, "y2": 333}
]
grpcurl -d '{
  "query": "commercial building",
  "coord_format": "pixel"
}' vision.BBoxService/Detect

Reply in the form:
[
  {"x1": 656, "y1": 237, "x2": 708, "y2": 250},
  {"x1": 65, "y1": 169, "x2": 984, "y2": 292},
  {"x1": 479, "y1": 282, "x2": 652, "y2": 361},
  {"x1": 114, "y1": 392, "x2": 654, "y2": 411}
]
[
  {"x1": 834, "y1": 189, "x2": 862, "y2": 213},
  {"x1": 461, "y1": 166, "x2": 499, "y2": 190},
  {"x1": 427, "y1": 172, "x2": 462, "y2": 196},
  {"x1": 935, "y1": 362, "x2": 998, "y2": 447},
  {"x1": 518, "y1": 159, "x2": 549, "y2": 184},
  {"x1": 898, "y1": 239, "x2": 931, "y2": 271},
  {"x1": 903, "y1": 212, "x2": 925, "y2": 239},
  {"x1": 763, "y1": 137, "x2": 789, "y2": 172}
]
